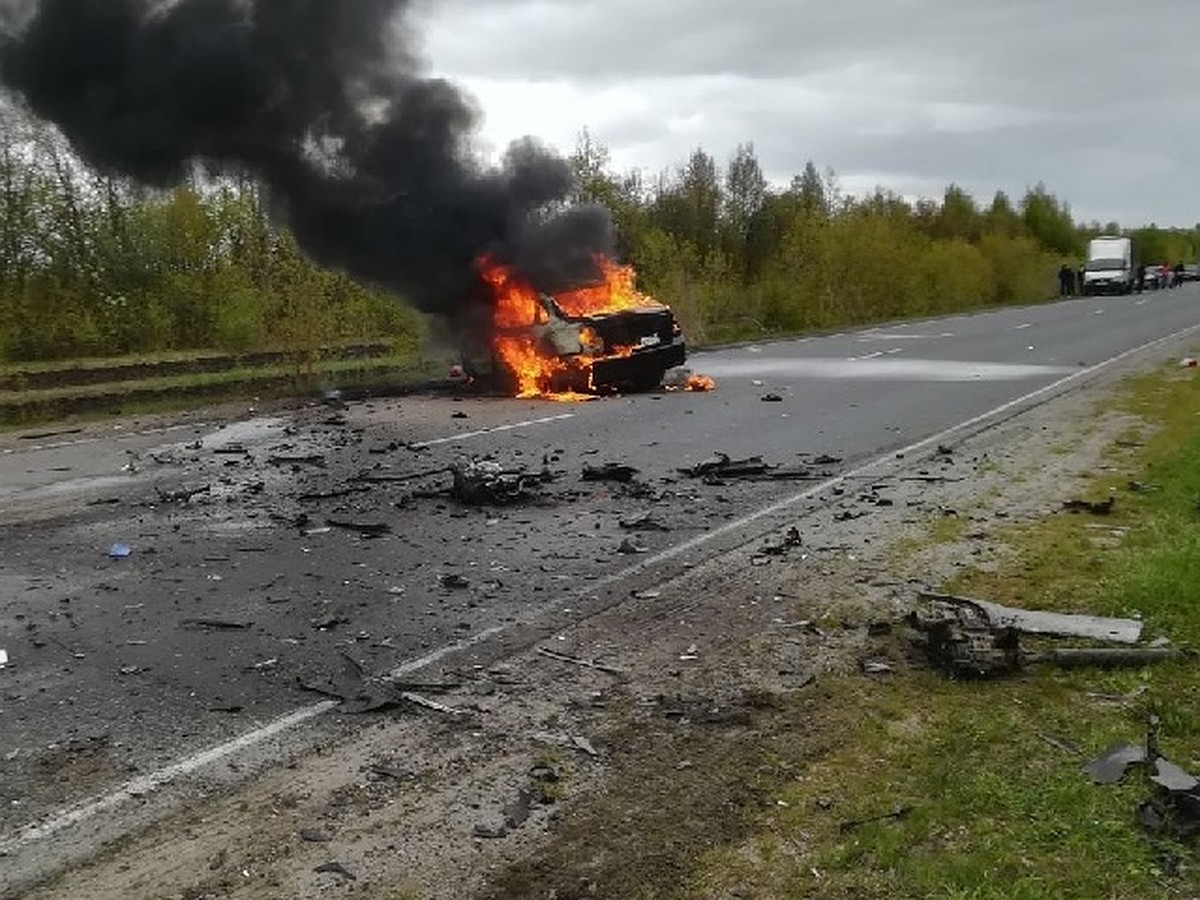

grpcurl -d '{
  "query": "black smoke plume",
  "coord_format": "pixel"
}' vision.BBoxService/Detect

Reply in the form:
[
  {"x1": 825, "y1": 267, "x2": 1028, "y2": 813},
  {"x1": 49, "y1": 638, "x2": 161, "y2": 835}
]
[{"x1": 0, "y1": 0, "x2": 613, "y2": 316}]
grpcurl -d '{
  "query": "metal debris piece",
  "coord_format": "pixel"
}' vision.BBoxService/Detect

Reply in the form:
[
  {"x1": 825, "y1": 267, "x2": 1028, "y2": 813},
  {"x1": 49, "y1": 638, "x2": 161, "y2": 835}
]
[
  {"x1": 1083, "y1": 743, "x2": 1146, "y2": 785},
  {"x1": 212, "y1": 443, "x2": 249, "y2": 455},
  {"x1": 618, "y1": 538, "x2": 648, "y2": 554},
  {"x1": 582, "y1": 462, "x2": 639, "y2": 483},
  {"x1": 439, "y1": 573, "x2": 470, "y2": 589},
  {"x1": 108, "y1": 543, "x2": 133, "y2": 559},
  {"x1": 1151, "y1": 759, "x2": 1200, "y2": 792},
  {"x1": 0, "y1": 649, "x2": 8, "y2": 668},
  {"x1": 1062, "y1": 497, "x2": 1115, "y2": 515},
  {"x1": 761, "y1": 393, "x2": 784, "y2": 402},
  {"x1": 861, "y1": 659, "x2": 894, "y2": 675},
  {"x1": 313, "y1": 861, "x2": 356, "y2": 880},
  {"x1": 680, "y1": 452, "x2": 773, "y2": 479},
  {"x1": 917, "y1": 592, "x2": 1143, "y2": 644},
  {"x1": 450, "y1": 459, "x2": 555, "y2": 505},
  {"x1": 619, "y1": 512, "x2": 670, "y2": 532},
  {"x1": 326, "y1": 519, "x2": 391, "y2": 538}
]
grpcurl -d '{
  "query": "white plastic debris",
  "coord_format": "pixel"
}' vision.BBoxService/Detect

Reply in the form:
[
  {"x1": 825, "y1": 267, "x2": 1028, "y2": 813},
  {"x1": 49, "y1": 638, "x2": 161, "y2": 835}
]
[{"x1": 0, "y1": 649, "x2": 8, "y2": 668}]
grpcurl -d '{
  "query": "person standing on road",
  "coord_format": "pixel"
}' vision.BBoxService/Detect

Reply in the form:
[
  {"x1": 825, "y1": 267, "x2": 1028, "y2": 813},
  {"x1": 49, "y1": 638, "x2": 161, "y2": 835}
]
[
  {"x1": 1058, "y1": 263, "x2": 1075, "y2": 297},
  {"x1": 1175, "y1": 262, "x2": 1186, "y2": 287}
]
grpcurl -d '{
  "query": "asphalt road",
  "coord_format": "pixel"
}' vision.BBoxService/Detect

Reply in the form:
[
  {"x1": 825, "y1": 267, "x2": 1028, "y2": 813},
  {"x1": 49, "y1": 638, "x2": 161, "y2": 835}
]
[{"x1": 2, "y1": 284, "x2": 1200, "y2": 883}]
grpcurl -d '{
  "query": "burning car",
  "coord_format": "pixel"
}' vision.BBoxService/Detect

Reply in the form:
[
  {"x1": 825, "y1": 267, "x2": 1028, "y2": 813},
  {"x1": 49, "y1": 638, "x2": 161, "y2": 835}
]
[{"x1": 463, "y1": 255, "x2": 688, "y2": 397}]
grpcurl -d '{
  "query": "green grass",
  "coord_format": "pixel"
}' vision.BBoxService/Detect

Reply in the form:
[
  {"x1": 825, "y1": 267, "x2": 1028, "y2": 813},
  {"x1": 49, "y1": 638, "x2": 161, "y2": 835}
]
[{"x1": 689, "y1": 364, "x2": 1200, "y2": 899}]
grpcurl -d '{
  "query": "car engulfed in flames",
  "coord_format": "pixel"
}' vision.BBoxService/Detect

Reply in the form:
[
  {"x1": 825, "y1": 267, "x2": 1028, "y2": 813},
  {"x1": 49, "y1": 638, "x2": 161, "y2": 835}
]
[{"x1": 463, "y1": 254, "x2": 691, "y2": 398}]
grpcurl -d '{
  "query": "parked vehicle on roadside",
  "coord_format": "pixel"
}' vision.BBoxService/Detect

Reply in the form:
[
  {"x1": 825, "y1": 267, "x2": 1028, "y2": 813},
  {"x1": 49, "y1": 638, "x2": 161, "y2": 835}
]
[{"x1": 1081, "y1": 236, "x2": 1136, "y2": 295}]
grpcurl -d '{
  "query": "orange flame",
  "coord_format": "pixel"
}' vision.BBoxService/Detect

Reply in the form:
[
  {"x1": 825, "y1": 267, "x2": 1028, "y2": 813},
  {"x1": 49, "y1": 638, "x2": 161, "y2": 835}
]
[{"x1": 477, "y1": 253, "x2": 663, "y2": 399}]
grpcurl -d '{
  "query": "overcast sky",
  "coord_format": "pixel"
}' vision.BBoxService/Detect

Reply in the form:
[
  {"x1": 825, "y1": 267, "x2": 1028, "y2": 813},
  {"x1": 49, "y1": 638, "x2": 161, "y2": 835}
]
[{"x1": 419, "y1": 0, "x2": 1198, "y2": 229}]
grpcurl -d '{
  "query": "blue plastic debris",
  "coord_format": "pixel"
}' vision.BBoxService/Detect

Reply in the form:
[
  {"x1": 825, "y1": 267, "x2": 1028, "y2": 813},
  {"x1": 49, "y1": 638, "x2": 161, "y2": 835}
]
[{"x1": 108, "y1": 543, "x2": 133, "y2": 559}]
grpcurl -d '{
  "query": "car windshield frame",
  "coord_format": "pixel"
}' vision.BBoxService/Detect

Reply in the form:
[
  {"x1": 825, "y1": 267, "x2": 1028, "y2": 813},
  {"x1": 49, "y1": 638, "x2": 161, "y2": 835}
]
[{"x1": 1085, "y1": 258, "x2": 1126, "y2": 272}]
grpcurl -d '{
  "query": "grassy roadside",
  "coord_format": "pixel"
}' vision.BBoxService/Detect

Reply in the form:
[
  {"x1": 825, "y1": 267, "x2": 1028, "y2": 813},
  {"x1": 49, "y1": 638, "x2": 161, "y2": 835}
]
[{"x1": 478, "y1": 364, "x2": 1200, "y2": 900}]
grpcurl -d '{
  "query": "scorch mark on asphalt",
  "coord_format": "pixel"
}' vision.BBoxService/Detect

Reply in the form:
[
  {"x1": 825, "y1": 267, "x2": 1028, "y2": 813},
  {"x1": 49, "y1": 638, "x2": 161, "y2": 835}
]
[{"x1": 6, "y1": 321, "x2": 1200, "y2": 858}]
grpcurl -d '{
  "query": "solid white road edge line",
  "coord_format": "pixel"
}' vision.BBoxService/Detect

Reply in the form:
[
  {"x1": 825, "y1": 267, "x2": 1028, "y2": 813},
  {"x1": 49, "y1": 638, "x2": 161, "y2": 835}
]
[{"x1": 4, "y1": 321, "x2": 1199, "y2": 856}]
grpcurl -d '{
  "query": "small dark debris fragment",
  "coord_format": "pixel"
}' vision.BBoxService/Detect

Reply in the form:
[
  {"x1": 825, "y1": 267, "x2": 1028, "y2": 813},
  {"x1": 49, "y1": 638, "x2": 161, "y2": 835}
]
[
  {"x1": 761, "y1": 393, "x2": 783, "y2": 402},
  {"x1": 679, "y1": 452, "x2": 773, "y2": 480},
  {"x1": 326, "y1": 519, "x2": 391, "y2": 538},
  {"x1": 837, "y1": 805, "x2": 913, "y2": 833},
  {"x1": 439, "y1": 573, "x2": 471, "y2": 589},
  {"x1": 618, "y1": 538, "x2": 648, "y2": 555},
  {"x1": 452, "y1": 411, "x2": 470, "y2": 419},
  {"x1": 1062, "y1": 497, "x2": 1115, "y2": 515},
  {"x1": 582, "y1": 462, "x2": 639, "y2": 483},
  {"x1": 473, "y1": 820, "x2": 508, "y2": 839},
  {"x1": 313, "y1": 861, "x2": 356, "y2": 880},
  {"x1": 268, "y1": 453, "x2": 326, "y2": 468},
  {"x1": 300, "y1": 828, "x2": 332, "y2": 843},
  {"x1": 180, "y1": 618, "x2": 251, "y2": 632},
  {"x1": 812, "y1": 454, "x2": 843, "y2": 466}
]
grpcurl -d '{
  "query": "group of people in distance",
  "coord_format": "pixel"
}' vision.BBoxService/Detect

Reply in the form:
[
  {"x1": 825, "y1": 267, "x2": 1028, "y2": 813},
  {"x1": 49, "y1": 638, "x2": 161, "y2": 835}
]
[{"x1": 1058, "y1": 261, "x2": 1187, "y2": 297}]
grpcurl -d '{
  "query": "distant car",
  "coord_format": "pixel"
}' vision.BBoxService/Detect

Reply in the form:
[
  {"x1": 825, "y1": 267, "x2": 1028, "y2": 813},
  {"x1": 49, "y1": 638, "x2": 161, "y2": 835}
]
[
  {"x1": 1179, "y1": 264, "x2": 1200, "y2": 283},
  {"x1": 1141, "y1": 267, "x2": 1162, "y2": 290}
]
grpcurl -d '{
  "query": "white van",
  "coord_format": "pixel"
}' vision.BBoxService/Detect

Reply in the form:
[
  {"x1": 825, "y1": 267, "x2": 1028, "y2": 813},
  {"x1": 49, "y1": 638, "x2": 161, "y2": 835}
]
[{"x1": 1081, "y1": 236, "x2": 1135, "y2": 295}]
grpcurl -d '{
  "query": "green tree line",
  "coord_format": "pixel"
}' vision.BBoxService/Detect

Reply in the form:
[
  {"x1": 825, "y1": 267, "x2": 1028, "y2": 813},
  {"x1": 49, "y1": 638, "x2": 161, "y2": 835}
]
[
  {"x1": 2, "y1": 104, "x2": 1197, "y2": 364},
  {"x1": 0, "y1": 110, "x2": 422, "y2": 363},
  {"x1": 569, "y1": 131, "x2": 1199, "y2": 344}
]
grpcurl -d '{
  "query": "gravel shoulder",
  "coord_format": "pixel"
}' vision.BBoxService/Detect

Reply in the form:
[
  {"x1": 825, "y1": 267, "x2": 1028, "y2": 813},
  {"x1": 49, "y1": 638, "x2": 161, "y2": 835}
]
[{"x1": 7, "y1": 357, "x2": 1175, "y2": 900}]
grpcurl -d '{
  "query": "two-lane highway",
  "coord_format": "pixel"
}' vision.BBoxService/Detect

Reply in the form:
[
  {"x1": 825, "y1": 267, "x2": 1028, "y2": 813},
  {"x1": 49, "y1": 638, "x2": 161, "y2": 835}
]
[{"x1": 2, "y1": 284, "x2": 1200, "y2": 893}]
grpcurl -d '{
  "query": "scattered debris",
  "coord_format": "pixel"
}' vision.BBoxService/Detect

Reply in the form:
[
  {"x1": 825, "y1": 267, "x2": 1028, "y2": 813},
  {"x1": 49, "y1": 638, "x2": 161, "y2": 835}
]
[
  {"x1": 680, "y1": 452, "x2": 772, "y2": 480},
  {"x1": 1127, "y1": 480, "x2": 1160, "y2": 493},
  {"x1": 1062, "y1": 497, "x2": 1116, "y2": 515},
  {"x1": 917, "y1": 592, "x2": 1143, "y2": 644},
  {"x1": 1086, "y1": 717, "x2": 1200, "y2": 839},
  {"x1": 861, "y1": 659, "x2": 894, "y2": 675},
  {"x1": 0, "y1": 648, "x2": 8, "y2": 669},
  {"x1": 811, "y1": 454, "x2": 843, "y2": 466},
  {"x1": 617, "y1": 538, "x2": 648, "y2": 554},
  {"x1": 212, "y1": 443, "x2": 249, "y2": 455},
  {"x1": 300, "y1": 828, "x2": 332, "y2": 843},
  {"x1": 755, "y1": 526, "x2": 803, "y2": 558},
  {"x1": 761, "y1": 393, "x2": 784, "y2": 402},
  {"x1": 439, "y1": 573, "x2": 471, "y2": 589},
  {"x1": 450, "y1": 459, "x2": 555, "y2": 505},
  {"x1": 302, "y1": 653, "x2": 468, "y2": 715},
  {"x1": 107, "y1": 543, "x2": 133, "y2": 559},
  {"x1": 154, "y1": 485, "x2": 212, "y2": 503},
  {"x1": 538, "y1": 647, "x2": 627, "y2": 676},
  {"x1": 582, "y1": 462, "x2": 640, "y2": 483},
  {"x1": 910, "y1": 593, "x2": 1165, "y2": 677}
]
